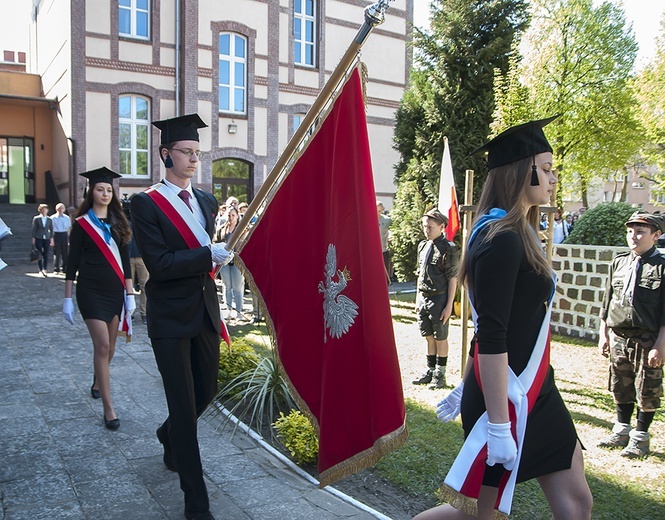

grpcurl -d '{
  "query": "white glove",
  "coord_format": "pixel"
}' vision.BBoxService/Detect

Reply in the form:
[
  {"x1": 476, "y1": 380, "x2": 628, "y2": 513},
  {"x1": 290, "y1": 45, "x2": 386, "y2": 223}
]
[
  {"x1": 210, "y1": 243, "x2": 234, "y2": 266},
  {"x1": 63, "y1": 298, "x2": 75, "y2": 325},
  {"x1": 436, "y1": 381, "x2": 464, "y2": 423},
  {"x1": 487, "y1": 421, "x2": 517, "y2": 471},
  {"x1": 125, "y1": 294, "x2": 136, "y2": 315}
]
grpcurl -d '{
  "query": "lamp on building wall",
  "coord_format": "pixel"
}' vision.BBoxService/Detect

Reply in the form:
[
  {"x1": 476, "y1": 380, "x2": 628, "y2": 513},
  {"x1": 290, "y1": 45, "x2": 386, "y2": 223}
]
[{"x1": 228, "y1": 121, "x2": 237, "y2": 134}]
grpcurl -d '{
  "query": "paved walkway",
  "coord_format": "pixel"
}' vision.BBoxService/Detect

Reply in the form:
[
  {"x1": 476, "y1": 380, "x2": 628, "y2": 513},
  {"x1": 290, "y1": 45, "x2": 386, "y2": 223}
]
[{"x1": 0, "y1": 264, "x2": 389, "y2": 520}]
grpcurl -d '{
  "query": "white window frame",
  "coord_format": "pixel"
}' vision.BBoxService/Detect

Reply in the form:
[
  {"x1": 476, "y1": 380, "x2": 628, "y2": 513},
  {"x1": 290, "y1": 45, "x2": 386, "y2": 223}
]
[
  {"x1": 219, "y1": 33, "x2": 247, "y2": 115},
  {"x1": 119, "y1": 0, "x2": 150, "y2": 40},
  {"x1": 119, "y1": 95, "x2": 150, "y2": 178},
  {"x1": 294, "y1": 0, "x2": 316, "y2": 67}
]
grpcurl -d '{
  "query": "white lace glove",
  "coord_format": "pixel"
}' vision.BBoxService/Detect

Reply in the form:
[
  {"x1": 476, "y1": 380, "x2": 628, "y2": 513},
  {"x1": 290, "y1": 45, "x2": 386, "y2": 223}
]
[
  {"x1": 436, "y1": 381, "x2": 464, "y2": 423},
  {"x1": 487, "y1": 421, "x2": 517, "y2": 471},
  {"x1": 63, "y1": 298, "x2": 75, "y2": 325},
  {"x1": 125, "y1": 294, "x2": 136, "y2": 315},
  {"x1": 210, "y1": 243, "x2": 234, "y2": 266}
]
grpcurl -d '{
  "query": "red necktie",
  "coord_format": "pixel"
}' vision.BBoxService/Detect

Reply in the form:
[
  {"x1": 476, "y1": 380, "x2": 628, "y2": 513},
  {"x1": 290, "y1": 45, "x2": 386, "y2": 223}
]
[{"x1": 178, "y1": 190, "x2": 192, "y2": 211}]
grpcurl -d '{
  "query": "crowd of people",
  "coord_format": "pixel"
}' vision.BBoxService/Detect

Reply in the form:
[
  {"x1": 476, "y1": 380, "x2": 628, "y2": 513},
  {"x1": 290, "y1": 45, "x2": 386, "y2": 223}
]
[
  {"x1": 539, "y1": 206, "x2": 586, "y2": 244},
  {"x1": 23, "y1": 110, "x2": 662, "y2": 520}
]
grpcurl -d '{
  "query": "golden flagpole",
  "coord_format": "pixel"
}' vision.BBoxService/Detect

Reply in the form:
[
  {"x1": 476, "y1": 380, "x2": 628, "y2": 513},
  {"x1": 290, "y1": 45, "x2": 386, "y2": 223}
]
[{"x1": 226, "y1": 0, "x2": 393, "y2": 251}]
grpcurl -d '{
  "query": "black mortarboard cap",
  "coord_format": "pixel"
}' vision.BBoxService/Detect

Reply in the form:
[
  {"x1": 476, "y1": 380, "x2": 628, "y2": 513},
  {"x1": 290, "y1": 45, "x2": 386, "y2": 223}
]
[
  {"x1": 79, "y1": 167, "x2": 122, "y2": 186},
  {"x1": 152, "y1": 113, "x2": 208, "y2": 145},
  {"x1": 470, "y1": 116, "x2": 558, "y2": 170}
]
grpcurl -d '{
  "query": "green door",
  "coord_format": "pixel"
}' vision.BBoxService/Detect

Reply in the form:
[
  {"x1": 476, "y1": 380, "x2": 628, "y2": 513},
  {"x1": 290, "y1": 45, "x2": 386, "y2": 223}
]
[{"x1": 8, "y1": 143, "x2": 24, "y2": 204}]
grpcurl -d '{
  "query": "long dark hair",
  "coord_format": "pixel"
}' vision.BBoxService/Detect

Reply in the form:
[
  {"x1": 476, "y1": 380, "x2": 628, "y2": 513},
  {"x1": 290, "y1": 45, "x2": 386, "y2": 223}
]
[
  {"x1": 75, "y1": 183, "x2": 132, "y2": 245},
  {"x1": 458, "y1": 157, "x2": 552, "y2": 286}
]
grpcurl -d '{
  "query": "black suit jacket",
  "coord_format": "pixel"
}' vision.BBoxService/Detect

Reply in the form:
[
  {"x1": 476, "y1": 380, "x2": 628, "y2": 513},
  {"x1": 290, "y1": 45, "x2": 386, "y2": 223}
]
[
  {"x1": 32, "y1": 215, "x2": 54, "y2": 240},
  {"x1": 130, "y1": 185, "x2": 221, "y2": 339}
]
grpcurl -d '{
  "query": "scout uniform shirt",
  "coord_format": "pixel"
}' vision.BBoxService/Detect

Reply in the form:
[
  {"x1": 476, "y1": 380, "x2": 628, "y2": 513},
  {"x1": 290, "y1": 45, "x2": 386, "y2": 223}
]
[
  {"x1": 417, "y1": 235, "x2": 458, "y2": 296},
  {"x1": 601, "y1": 246, "x2": 665, "y2": 335}
]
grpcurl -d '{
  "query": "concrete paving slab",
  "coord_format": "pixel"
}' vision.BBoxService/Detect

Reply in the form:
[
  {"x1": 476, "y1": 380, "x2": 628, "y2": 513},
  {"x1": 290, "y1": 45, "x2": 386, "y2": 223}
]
[{"x1": 0, "y1": 264, "x2": 393, "y2": 520}]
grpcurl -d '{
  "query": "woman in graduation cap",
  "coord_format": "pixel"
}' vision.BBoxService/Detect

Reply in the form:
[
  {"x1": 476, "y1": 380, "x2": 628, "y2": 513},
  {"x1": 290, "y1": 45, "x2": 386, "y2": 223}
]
[
  {"x1": 415, "y1": 119, "x2": 592, "y2": 520},
  {"x1": 64, "y1": 167, "x2": 135, "y2": 431}
]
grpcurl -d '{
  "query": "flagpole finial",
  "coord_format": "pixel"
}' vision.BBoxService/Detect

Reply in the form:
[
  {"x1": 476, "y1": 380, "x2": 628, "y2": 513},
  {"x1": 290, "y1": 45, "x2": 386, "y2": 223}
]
[{"x1": 356, "y1": 0, "x2": 392, "y2": 44}]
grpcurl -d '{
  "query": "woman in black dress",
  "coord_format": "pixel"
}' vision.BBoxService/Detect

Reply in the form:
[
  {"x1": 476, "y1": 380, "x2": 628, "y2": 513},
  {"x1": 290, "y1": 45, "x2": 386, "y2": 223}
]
[
  {"x1": 415, "y1": 119, "x2": 592, "y2": 520},
  {"x1": 64, "y1": 168, "x2": 134, "y2": 430}
]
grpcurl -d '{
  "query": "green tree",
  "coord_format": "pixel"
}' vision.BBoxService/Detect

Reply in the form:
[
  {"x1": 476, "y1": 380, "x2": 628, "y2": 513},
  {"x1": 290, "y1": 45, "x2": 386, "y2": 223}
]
[
  {"x1": 633, "y1": 17, "x2": 665, "y2": 196},
  {"x1": 498, "y1": 0, "x2": 642, "y2": 209},
  {"x1": 391, "y1": 0, "x2": 529, "y2": 280}
]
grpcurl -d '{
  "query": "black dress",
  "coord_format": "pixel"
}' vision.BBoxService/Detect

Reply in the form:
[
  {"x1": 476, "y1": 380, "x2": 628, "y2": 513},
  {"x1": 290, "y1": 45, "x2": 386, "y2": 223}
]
[
  {"x1": 65, "y1": 219, "x2": 131, "y2": 322},
  {"x1": 462, "y1": 228, "x2": 577, "y2": 485}
]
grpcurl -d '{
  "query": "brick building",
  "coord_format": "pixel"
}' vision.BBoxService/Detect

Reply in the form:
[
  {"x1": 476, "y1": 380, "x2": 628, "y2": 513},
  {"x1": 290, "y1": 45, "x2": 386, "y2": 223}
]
[{"x1": 3, "y1": 0, "x2": 412, "y2": 209}]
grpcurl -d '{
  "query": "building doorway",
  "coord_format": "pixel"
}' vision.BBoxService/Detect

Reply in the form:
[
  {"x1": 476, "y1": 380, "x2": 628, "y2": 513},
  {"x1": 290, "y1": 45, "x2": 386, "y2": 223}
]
[
  {"x1": 0, "y1": 137, "x2": 35, "y2": 204},
  {"x1": 212, "y1": 158, "x2": 252, "y2": 205}
]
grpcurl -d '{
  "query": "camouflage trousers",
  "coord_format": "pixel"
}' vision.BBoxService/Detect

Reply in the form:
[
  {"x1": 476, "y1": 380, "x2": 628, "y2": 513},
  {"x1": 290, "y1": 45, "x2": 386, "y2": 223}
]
[{"x1": 608, "y1": 330, "x2": 663, "y2": 411}]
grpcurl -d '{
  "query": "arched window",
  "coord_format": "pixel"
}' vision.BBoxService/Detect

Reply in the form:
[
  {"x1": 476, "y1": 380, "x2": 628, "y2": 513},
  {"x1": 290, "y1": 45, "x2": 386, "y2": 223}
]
[
  {"x1": 212, "y1": 158, "x2": 252, "y2": 204},
  {"x1": 219, "y1": 33, "x2": 247, "y2": 114},
  {"x1": 119, "y1": 95, "x2": 150, "y2": 177}
]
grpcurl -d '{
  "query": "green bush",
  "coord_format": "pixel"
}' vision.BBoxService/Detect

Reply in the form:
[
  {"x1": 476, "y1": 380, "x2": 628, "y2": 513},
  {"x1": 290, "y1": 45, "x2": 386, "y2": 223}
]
[
  {"x1": 272, "y1": 410, "x2": 319, "y2": 465},
  {"x1": 565, "y1": 202, "x2": 635, "y2": 246},
  {"x1": 218, "y1": 349, "x2": 295, "y2": 438},
  {"x1": 218, "y1": 339, "x2": 260, "y2": 392}
]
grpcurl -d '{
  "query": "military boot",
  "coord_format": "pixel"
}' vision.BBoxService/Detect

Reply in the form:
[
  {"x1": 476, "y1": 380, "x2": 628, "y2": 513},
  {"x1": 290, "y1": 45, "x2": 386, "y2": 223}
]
[
  {"x1": 429, "y1": 366, "x2": 447, "y2": 389},
  {"x1": 412, "y1": 369, "x2": 433, "y2": 385},
  {"x1": 620, "y1": 430, "x2": 650, "y2": 458},
  {"x1": 597, "y1": 422, "x2": 630, "y2": 448}
]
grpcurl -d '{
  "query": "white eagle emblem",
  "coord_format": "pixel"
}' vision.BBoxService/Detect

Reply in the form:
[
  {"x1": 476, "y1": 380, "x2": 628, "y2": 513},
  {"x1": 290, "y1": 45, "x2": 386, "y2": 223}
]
[{"x1": 318, "y1": 244, "x2": 359, "y2": 342}]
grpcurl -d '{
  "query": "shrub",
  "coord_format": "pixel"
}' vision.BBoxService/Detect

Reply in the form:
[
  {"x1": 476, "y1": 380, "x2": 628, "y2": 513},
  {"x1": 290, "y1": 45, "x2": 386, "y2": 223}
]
[
  {"x1": 272, "y1": 410, "x2": 319, "y2": 465},
  {"x1": 218, "y1": 339, "x2": 261, "y2": 393},
  {"x1": 565, "y1": 202, "x2": 635, "y2": 246},
  {"x1": 217, "y1": 348, "x2": 295, "y2": 438}
]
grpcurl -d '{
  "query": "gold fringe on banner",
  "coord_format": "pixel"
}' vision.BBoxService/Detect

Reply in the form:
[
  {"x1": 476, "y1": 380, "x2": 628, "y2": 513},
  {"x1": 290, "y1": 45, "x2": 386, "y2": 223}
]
[{"x1": 438, "y1": 484, "x2": 509, "y2": 520}]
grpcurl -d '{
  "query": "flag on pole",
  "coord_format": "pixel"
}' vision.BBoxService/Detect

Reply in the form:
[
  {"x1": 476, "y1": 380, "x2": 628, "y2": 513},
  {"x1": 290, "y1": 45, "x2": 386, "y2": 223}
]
[
  {"x1": 236, "y1": 64, "x2": 407, "y2": 487},
  {"x1": 438, "y1": 136, "x2": 460, "y2": 241}
]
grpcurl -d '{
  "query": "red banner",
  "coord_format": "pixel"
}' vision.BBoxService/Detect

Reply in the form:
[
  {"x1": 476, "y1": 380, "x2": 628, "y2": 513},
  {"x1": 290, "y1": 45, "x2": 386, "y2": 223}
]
[{"x1": 238, "y1": 66, "x2": 407, "y2": 486}]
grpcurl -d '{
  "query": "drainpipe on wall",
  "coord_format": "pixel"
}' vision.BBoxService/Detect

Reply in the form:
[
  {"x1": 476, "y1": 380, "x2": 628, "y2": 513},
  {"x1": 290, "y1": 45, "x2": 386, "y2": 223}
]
[
  {"x1": 175, "y1": 0, "x2": 181, "y2": 116},
  {"x1": 67, "y1": 137, "x2": 76, "y2": 208}
]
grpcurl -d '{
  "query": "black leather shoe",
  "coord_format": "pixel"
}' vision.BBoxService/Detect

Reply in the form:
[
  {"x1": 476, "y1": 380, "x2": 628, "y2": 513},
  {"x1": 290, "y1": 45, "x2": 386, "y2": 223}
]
[
  {"x1": 156, "y1": 427, "x2": 177, "y2": 471},
  {"x1": 104, "y1": 415, "x2": 120, "y2": 430},
  {"x1": 185, "y1": 511, "x2": 215, "y2": 520},
  {"x1": 90, "y1": 376, "x2": 101, "y2": 399}
]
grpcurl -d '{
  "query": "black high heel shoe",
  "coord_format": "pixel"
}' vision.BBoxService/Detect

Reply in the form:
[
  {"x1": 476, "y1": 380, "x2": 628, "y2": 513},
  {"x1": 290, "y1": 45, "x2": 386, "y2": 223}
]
[
  {"x1": 104, "y1": 414, "x2": 120, "y2": 430},
  {"x1": 90, "y1": 376, "x2": 101, "y2": 399}
]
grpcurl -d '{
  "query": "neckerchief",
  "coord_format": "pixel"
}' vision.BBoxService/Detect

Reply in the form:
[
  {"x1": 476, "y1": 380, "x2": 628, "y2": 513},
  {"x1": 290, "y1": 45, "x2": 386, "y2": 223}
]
[{"x1": 87, "y1": 209, "x2": 112, "y2": 244}]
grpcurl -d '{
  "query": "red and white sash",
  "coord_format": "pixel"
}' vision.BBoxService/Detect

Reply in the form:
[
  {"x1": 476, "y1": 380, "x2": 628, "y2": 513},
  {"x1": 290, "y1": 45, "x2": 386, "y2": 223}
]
[
  {"x1": 442, "y1": 301, "x2": 553, "y2": 519},
  {"x1": 145, "y1": 183, "x2": 231, "y2": 348},
  {"x1": 76, "y1": 214, "x2": 132, "y2": 341}
]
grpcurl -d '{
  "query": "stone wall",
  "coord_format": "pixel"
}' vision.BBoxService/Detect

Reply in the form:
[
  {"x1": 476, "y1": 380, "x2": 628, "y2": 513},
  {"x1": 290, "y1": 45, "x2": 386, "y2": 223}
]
[{"x1": 551, "y1": 244, "x2": 626, "y2": 341}]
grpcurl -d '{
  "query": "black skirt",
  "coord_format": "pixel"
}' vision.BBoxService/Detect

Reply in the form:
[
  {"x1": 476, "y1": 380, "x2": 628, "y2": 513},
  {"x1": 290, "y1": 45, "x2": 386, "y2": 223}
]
[{"x1": 76, "y1": 277, "x2": 124, "y2": 323}]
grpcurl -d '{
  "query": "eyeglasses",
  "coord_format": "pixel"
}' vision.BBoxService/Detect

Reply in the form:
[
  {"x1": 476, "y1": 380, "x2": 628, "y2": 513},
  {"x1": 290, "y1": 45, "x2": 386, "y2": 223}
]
[{"x1": 170, "y1": 148, "x2": 203, "y2": 159}]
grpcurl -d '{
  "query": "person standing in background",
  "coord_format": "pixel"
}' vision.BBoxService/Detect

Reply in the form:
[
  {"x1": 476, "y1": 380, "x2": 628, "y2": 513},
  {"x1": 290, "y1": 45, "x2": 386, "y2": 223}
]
[
  {"x1": 377, "y1": 200, "x2": 392, "y2": 284},
  {"x1": 597, "y1": 211, "x2": 665, "y2": 458},
  {"x1": 32, "y1": 204, "x2": 54, "y2": 276},
  {"x1": 412, "y1": 209, "x2": 458, "y2": 390},
  {"x1": 51, "y1": 203, "x2": 72, "y2": 274}
]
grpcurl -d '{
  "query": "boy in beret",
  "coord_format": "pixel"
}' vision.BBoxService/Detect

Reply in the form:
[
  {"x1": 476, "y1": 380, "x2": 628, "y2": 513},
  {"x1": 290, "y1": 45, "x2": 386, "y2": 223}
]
[
  {"x1": 598, "y1": 211, "x2": 665, "y2": 458},
  {"x1": 412, "y1": 209, "x2": 458, "y2": 389}
]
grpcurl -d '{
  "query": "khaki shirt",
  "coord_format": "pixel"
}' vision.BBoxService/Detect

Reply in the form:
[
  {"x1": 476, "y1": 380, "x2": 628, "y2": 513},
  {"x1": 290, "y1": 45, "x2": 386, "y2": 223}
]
[{"x1": 601, "y1": 246, "x2": 665, "y2": 334}]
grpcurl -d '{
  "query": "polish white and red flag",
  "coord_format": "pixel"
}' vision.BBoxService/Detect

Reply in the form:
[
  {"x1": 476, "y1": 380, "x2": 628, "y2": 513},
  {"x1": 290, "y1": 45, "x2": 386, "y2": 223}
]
[{"x1": 438, "y1": 136, "x2": 460, "y2": 241}]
